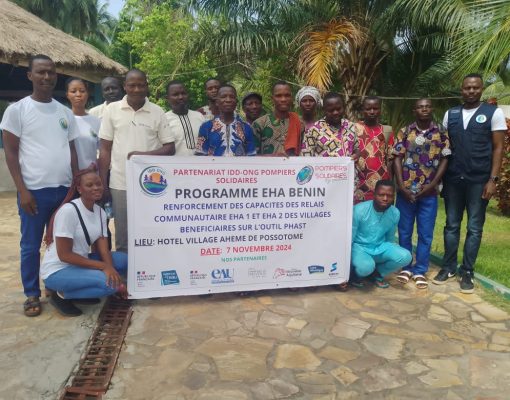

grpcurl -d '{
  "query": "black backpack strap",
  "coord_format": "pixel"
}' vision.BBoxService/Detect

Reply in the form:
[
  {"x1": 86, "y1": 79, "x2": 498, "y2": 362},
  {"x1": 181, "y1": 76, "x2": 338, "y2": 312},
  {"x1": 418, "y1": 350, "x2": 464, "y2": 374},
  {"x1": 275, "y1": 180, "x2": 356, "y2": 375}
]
[{"x1": 69, "y1": 201, "x2": 91, "y2": 246}]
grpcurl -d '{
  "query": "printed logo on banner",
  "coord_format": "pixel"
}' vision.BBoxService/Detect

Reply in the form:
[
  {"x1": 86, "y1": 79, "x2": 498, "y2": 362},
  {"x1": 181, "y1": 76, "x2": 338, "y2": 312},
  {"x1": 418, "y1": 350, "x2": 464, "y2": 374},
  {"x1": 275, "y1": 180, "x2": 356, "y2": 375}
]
[
  {"x1": 296, "y1": 166, "x2": 314, "y2": 185},
  {"x1": 161, "y1": 270, "x2": 180, "y2": 286},
  {"x1": 139, "y1": 166, "x2": 168, "y2": 196},
  {"x1": 329, "y1": 262, "x2": 339, "y2": 277},
  {"x1": 136, "y1": 270, "x2": 156, "y2": 288},
  {"x1": 308, "y1": 265, "x2": 325, "y2": 274},
  {"x1": 273, "y1": 268, "x2": 302, "y2": 279},
  {"x1": 211, "y1": 268, "x2": 235, "y2": 284},
  {"x1": 248, "y1": 268, "x2": 267, "y2": 279},
  {"x1": 190, "y1": 270, "x2": 208, "y2": 286}
]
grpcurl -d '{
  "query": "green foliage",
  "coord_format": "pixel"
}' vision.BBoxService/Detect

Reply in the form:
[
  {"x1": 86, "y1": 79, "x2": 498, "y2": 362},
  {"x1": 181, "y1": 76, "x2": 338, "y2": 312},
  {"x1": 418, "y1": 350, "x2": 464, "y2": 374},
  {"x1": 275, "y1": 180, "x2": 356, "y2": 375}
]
[
  {"x1": 119, "y1": 3, "x2": 215, "y2": 109},
  {"x1": 496, "y1": 118, "x2": 510, "y2": 216}
]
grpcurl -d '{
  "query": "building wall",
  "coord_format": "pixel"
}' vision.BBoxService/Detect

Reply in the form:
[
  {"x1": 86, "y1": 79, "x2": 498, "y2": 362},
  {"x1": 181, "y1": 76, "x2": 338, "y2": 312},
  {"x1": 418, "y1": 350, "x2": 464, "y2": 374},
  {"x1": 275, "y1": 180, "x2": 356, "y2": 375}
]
[{"x1": 0, "y1": 152, "x2": 15, "y2": 192}]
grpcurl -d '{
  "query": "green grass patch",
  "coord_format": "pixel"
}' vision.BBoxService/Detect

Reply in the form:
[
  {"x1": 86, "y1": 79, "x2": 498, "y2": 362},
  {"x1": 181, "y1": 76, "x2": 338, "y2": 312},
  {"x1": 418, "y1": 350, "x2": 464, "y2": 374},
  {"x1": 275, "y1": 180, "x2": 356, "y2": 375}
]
[{"x1": 411, "y1": 198, "x2": 510, "y2": 288}]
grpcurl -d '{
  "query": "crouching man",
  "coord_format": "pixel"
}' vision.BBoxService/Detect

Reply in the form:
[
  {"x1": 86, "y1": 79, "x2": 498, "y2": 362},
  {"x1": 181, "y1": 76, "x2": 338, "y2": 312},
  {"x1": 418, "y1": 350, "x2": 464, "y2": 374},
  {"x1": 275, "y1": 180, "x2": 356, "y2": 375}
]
[{"x1": 351, "y1": 180, "x2": 412, "y2": 288}]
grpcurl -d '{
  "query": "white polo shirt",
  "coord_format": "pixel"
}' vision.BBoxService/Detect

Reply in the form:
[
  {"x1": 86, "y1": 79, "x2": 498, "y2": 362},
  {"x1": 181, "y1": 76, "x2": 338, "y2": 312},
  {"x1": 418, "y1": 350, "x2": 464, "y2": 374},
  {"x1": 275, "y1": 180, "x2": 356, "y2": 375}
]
[
  {"x1": 0, "y1": 96, "x2": 79, "y2": 190},
  {"x1": 99, "y1": 96, "x2": 174, "y2": 190},
  {"x1": 165, "y1": 109, "x2": 205, "y2": 156},
  {"x1": 88, "y1": 102, "x2": 107, "y2": 120}
]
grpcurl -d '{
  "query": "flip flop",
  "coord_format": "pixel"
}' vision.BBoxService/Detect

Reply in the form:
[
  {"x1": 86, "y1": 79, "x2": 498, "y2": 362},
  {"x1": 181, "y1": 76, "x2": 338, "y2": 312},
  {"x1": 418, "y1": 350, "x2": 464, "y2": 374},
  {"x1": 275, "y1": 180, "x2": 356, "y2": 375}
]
[
  {"x1": 413, "y1": 274, "x2": 429, "y2": 289},
  {"x1": 396, "y1": 270, "x2": 412, "y2": 284}
]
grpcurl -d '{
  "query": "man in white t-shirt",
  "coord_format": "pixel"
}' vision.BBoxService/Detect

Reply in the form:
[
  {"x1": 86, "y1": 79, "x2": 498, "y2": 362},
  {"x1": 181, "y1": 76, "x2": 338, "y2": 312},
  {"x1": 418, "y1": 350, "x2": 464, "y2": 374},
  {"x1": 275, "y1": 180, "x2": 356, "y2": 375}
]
[
  {"x1": 88, "y1": 77, "x2": 124, "y2": 120},
  {"x1": 0, "y1": 54, "x2": 79, "y2": 316},
  {"x1": 98, "y1": 69, "x2": 175, "y2": 253},
  {"x1": 433, "y1": 73, "x2": 506, "y2": 294},
  {"x1": 165, "y1": 80, "x2": 205, "y2": 156},
  {"x1": 197, "y1": 78, "x2": 220, "y2": 120}
]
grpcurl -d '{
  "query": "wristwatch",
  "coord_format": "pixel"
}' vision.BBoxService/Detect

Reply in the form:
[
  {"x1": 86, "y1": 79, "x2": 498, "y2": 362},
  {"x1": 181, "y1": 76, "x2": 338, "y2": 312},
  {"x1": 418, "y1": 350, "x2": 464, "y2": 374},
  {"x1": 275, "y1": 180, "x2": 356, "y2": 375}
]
[{"x1": 490, "y1": 176, "x2": 499, "y2": 183}]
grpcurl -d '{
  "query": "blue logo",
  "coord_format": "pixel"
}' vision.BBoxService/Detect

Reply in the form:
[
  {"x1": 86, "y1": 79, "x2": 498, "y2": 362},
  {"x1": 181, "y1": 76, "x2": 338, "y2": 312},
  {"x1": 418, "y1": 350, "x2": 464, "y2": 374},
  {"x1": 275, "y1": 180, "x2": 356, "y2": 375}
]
[
  {"x1": 161, "y1": 270, "x2": 180, "y2": 285},
  {"x1": 308, "y1": 265, "x2": 325, "y2": 274},
  {"x1": 475, "y1": 114, "x2": 487, "y2": 124},
  {"x1": 140, "y1": 166, "x2": 168, "y2": 196},
  {"x1": 329, "y1": 262, "x2": 339, "y2": 277},
  {"x1": 211, "y1": 268, "x2": 234, "y2": 284},
  {"x1": 296, "y1": 166, "x2": 314, "y2": 185}
]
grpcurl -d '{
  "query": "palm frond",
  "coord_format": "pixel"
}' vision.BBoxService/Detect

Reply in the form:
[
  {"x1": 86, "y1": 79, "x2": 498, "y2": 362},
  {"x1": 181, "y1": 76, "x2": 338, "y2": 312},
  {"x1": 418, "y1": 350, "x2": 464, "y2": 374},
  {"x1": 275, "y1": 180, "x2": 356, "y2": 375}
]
[{"x1": 297, "y1": 18, "x2": 362, "y2": 91}]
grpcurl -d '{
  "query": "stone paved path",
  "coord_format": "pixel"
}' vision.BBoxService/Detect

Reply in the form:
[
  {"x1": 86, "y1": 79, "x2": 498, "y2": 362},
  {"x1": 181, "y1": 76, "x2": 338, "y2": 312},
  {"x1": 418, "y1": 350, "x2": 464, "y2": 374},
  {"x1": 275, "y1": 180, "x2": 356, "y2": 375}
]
[
  {"x1": 0, "y1": 192, "x2": 509, "y2": 399},
  {"x1": 105, "y1": 283, "x2": 510, "y2": 400},
  {"x1": 0, "y1": 193, "x2": 103, "y2": 400}
]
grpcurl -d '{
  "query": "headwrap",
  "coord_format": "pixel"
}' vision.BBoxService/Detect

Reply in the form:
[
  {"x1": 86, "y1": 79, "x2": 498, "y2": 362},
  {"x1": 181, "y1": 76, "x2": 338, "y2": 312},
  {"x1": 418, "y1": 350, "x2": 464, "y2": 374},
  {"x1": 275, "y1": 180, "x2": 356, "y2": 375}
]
[{"x1": 295, "y1": 86, "x2": 322, "y2": 107}]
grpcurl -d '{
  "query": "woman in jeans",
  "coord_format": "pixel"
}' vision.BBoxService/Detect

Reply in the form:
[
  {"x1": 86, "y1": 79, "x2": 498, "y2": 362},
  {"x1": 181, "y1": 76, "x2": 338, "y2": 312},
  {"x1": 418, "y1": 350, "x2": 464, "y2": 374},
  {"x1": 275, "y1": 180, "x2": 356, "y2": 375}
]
[{"x1": 41, "y1": 165, "x2": 127, "y2": 317}]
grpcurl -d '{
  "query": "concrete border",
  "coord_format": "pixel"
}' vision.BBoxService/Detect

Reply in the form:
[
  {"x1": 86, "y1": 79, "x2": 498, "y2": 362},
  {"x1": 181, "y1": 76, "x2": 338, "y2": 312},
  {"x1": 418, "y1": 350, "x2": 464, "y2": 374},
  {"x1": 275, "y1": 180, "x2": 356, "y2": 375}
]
[{"x1": 426, "y1": 248, "x2": 510, "y2": 301}]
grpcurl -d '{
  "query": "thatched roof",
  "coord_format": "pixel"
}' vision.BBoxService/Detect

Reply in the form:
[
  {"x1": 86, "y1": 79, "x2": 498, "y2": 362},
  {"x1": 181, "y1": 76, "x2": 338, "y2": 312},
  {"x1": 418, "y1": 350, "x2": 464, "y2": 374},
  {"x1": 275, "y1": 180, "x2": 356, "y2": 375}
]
[{"x1": 0, "y1": 0, "x2": 127, "y2": 82}]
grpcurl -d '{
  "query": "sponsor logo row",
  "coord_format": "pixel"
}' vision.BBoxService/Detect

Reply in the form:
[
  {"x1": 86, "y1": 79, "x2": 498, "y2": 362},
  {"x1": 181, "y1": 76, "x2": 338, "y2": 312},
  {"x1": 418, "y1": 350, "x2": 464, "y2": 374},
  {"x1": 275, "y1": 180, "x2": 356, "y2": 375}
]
[{"x1": 136, "y1": 263, "x2": 339, "y2": 288}]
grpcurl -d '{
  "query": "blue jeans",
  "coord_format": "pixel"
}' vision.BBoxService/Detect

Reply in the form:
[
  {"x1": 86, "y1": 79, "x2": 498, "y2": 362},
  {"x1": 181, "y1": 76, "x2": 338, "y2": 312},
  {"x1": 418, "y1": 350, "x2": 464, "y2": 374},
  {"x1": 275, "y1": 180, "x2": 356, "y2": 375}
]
[
  {"x1": 44, "y1": 252, "x2": 128, "y2": 299},
  {"x1": 396, "y1": 194, "x2": 438, "y2": 275},
  {"x1": 442, "y1": 180, "x2": 488, "y2": 273},
  {"x1": 352, "y1": 242, "x2": 412, "y2": 278},
  {"x1": 18, "y1": 186, "x2": 68, "y2": 297}
]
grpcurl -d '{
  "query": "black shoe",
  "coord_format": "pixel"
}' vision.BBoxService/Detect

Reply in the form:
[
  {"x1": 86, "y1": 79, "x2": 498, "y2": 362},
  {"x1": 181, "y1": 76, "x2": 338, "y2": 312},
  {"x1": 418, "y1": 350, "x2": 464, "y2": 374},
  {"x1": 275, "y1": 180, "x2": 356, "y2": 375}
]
[
  {"x1": 73, "y1": 298, "x2": 101, "y2": 305},
  {"x1": 432, "y1": 269, "x2": 456, "y2": 285},
  {"x1": 459, "y1": 270, "x2": 475, "y2": 294},
  {"x1": 49, "y1": 293, "x2": 82, "y2": 317}
]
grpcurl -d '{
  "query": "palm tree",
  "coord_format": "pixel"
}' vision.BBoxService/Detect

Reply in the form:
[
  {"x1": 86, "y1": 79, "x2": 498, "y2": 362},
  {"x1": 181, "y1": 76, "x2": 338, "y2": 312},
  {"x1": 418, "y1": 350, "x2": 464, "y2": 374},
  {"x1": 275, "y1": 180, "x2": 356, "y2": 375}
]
[
  {"x1": 15, "y1": 0, "x2": 116, "y2": 51},
  {"x1": 390, "y1": 0, "x2": 510, "y2": 82},
  {"x1": 192, "y1": 0, "x2": 401, "y2": 118}
]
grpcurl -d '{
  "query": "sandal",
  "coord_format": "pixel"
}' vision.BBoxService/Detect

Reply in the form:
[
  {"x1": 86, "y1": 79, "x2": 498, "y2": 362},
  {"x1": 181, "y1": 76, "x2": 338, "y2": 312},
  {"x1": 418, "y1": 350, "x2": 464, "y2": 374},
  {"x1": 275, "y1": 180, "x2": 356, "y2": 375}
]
[
  {"x1": 23, "y1": 296, "x2": 42, "y2": 317},
  {"x1": 336, "y1": 282, "x2": 349, "y2": 292},
  {"x1": 396, "y1": 270, "x2": 412, "y2": 284},
  {"x1": 370, "y1": 274, "x2": 389, "y2": 289},
  {"x1": 349, "y1": 270, "x2": 365, "y2": 288},
  {"x1": 413, "y1": 274, "x2": 428, "y2": 289}
]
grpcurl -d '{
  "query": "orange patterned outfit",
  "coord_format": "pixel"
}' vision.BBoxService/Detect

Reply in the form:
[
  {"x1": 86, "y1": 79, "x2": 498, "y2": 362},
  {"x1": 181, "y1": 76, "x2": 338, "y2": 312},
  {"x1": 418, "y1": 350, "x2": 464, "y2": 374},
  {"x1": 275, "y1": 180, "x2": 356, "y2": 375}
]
[{"x1": 354, "y1": 122, "x2": 394, "y2": 204}]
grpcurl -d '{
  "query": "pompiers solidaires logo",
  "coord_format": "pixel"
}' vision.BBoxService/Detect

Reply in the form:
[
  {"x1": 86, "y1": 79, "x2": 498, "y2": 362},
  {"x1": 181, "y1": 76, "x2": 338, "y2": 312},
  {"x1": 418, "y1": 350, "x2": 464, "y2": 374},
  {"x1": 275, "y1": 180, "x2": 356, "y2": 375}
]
[
  {"x1": 139, "y1": 166, "x2": 168, "y2": 196},
  {"x1": 296, "y1": 166, "x2": 314, "y2": 185}
]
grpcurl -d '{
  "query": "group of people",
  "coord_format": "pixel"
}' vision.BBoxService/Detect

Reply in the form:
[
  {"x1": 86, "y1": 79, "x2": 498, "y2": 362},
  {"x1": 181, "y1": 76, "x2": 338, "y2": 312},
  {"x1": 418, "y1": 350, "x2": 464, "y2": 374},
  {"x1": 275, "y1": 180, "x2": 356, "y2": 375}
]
[{"x1": 0, "y1": 54, "x2": 505, "y2": 318}]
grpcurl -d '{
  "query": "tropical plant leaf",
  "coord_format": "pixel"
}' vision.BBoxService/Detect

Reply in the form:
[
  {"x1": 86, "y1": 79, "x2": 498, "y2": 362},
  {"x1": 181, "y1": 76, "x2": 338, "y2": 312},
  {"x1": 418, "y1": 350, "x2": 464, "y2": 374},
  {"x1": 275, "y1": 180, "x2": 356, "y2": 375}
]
[{"x1": 297, "y1": 19, "x2": 362, "y2": 91}]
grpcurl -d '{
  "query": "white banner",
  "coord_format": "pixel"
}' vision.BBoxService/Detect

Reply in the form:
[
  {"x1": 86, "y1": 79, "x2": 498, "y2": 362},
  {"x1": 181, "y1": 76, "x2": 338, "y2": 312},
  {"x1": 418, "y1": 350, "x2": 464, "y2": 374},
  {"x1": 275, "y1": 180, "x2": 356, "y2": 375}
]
[{"x1": 126, "y1": 156, "x2": 354, "y2": 299}]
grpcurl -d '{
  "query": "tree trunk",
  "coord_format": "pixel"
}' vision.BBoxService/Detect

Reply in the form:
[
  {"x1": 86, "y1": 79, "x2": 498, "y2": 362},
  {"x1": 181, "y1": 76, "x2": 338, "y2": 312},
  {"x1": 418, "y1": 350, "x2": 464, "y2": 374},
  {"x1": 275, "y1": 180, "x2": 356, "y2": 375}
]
[{"x1": 339, "y1": 35, "x2": 388, "y2": 120}]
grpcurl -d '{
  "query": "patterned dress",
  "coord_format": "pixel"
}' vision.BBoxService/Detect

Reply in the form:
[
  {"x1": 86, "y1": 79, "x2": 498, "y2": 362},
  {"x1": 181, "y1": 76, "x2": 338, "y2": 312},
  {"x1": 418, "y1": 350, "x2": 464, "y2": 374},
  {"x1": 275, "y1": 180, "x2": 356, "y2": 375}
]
[
  {"x1": 301, "y1": 118, "x2": 360, "y2": 157},
  {"x1": 195, "y1": 114, "x2": 257, "y2": 157},
  {"x1": 354, "y1": 123, "x2": 394, "y2": 203}
]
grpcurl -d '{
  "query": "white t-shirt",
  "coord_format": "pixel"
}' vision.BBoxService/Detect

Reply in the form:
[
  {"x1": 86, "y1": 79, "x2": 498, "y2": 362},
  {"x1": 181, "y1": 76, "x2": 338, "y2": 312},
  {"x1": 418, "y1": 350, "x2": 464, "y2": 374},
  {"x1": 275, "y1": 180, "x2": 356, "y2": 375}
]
[
  {"x1": 0, "y1": 96, "x2": 79, "y2": 190},
  {"x1": 75, "y1": 114, "x2": 101, "y2": 169},
  {"x1": 99, "y1": 96, "x2": 175, "y2": 190},
  {"x1": 166, "y1": 110, "x2": 205, "y2": 156},
  {"x1": 40, "y1": 199, "x2": 107, "y2": 279},
  {"x1": 443, "y1": 105, "x2": 507, "y2": 130}
]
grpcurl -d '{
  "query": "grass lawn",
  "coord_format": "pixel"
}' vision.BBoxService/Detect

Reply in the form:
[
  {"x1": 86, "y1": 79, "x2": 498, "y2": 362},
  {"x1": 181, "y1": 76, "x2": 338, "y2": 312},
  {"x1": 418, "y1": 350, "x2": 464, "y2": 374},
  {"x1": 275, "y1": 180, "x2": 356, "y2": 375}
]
[{"x1": 411, "y1": 198, "x2": 510, "y2": 288}]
